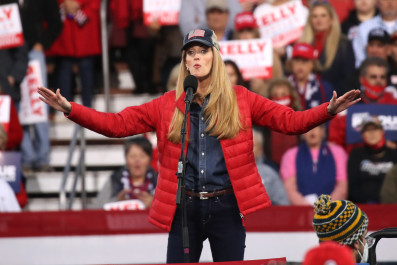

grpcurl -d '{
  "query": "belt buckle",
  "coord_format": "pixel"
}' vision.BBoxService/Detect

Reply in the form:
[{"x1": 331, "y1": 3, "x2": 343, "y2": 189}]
[{"x1": 199, "y1": 191, "x2": 208, "y2": 200}]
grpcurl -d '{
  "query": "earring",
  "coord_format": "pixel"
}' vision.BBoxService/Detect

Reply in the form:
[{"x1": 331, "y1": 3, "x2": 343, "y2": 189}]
[{"x1": 186, "y1": 67, "x2": 189, "y2": 72}]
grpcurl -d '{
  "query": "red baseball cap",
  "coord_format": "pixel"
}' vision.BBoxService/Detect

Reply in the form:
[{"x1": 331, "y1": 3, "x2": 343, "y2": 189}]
[
  {"x1": 303, "y1": 242, "x2": 355, "y2": 265},
  {"x1": 235, "y1": 12, "x2": 257, "y2": 31},
  {"x1": 292, "y1": 43, "x2": 318, "y2": 60}
]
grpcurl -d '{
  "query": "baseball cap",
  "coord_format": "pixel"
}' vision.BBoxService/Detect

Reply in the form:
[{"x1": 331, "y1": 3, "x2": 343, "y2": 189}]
[
  {"x1": 368, "y1": 28, "x2": 390, "y2": 44},
  {"x1": 360, "y1": 116, "x2": 383, "y2": 133},
  {"x1": 292, "y1": 43, "x2": 318, "y2": 60},
  {"x1": 303, "y1": 241, "x2": 355, "y2": 265},
  {"x1": 235, "y1": 12, "x2": 257, "y2": 31},
  {"x1": 182, "y1": 28, "x2": 220, "y2": 51},
  {"x1": 206, "y1": 0, "x2": 229, "y2": 12}
]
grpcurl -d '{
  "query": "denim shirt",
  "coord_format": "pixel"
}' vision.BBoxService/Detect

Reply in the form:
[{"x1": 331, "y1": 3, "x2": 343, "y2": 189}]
[{"x1": 185, "y1": 98, "x2": 231, "y2": 191}]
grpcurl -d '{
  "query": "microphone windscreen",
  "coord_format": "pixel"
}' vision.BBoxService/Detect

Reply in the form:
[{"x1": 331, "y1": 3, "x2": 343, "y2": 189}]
[{"x1": 183, "y1": 75, "x2": 198, "y2": 94}]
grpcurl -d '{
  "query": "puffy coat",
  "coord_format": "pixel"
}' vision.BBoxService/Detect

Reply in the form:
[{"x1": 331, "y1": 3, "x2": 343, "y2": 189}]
[
  {"x1": 46, "y1": 0, "x2": 101, "y2": 57},
  {"x1": 67, "y1": 86, "x2": 333, "y2": 231}
]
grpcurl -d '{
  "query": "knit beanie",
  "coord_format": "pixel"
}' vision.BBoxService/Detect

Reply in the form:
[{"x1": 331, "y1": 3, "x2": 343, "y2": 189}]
[{"x1": 312, "y1": 195, "x2": 369, "y2": 245}]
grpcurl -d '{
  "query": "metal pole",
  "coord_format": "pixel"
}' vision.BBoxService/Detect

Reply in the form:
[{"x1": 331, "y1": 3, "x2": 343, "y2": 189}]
[{"x1": 100, "y1": 0, "x2": 110, "y2": 112}]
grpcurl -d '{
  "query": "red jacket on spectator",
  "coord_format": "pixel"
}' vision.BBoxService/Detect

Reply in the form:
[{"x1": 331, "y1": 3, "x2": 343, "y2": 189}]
[
  {"x1": 4, "y1": 97, "x2": 23, "y2": 151},
  {"x1": 46, "y1": 0, "x2": 101, "y2": 57}
]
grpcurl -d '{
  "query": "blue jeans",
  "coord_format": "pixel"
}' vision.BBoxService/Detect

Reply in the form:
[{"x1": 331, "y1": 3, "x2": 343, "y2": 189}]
[
  {"x1": 166, "y1": 193, "x2": 246, "y2": 263},
  {"x1": 21, "y1": 50, "x2": 50, "y2": 167},
  {"x1": 56, "y1": 56, "x2": 94, "y2": 107}
]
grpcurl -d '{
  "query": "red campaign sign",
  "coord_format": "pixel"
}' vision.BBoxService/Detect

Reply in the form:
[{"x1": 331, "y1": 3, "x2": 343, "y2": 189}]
[
  {"x1": 0, "y1": 95, "x2": 11, "y2": 134},
  {"x1": 0, "y1": 3, "x2": 24, "y2": 49},
  {"x1": 254, "y1": 0, "x2": 308, "y2": 48},
  {"x1": 219, "y1": 39, "x2": 273, "y2": 80},
  {"x1": 143, "y1": 0, "x2": 181, "y2": 26}
]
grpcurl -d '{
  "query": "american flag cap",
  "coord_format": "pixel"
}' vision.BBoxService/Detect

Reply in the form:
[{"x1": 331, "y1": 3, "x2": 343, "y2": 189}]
[{"x1": 182, "y1": 28, "x2": 220, "y2": 51}]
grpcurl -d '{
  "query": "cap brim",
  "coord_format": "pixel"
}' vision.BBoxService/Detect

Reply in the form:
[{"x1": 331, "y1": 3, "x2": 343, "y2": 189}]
[{"x1": 182, "y1": 39, "x2": 213, "y2": 51}]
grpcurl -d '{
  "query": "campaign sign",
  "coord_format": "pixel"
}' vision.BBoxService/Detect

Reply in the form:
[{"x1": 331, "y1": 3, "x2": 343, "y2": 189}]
[
  {"x1": 0, "y1": 151, "x2": 21, "y2": 193},
  {"x1": 143, "y1": 0, "x2": 181, "y2": 26},
  {"x1": 104, "y1": 199, "x2": 146, "y2": 211},
  {"x1": 254, "y1": 0, "x2": 308, "y2": 48},
  {"x1": 0, "y1": 3, "x2": 24, "y2": 49},
  {"x1": 19, "y1": 60, "x2": 48, "y2": 125},
  {"x1": 219, "y1": 38, "x2": 273, "y2": 80},
  {"x1": 346, "y1": 104, "x2": 397, "y2": 144},
  {"x1": 0, "y1": 95, "x2": 11, "y2": 134}
]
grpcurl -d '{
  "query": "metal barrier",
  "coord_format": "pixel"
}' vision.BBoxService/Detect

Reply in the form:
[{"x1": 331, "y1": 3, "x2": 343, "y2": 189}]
[{"x1": 59, "y1": 0, "x2": 110, "y2": 209}]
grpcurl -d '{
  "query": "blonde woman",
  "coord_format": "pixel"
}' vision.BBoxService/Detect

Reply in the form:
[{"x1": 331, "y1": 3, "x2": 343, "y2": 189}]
[
  {"x1": 38, "y1": 28, "x2": 361, "y2": 263},
  {"x1": 299, "y1": 2, "x2": 356, "y2": 95}
]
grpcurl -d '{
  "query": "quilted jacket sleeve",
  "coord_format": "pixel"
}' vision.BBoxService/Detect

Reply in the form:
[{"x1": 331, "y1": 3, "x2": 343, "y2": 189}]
[
  {"x1": 66, "y1": 95, "x2": 163, "y2": 138},
  {"x1": 246, "y1": 88, "x2": 334, "y2": 135}
]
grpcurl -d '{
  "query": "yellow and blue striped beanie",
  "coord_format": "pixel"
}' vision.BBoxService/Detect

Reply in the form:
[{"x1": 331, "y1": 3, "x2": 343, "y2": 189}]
[{"x1": 313, "y1": 195, "x2": 368, "y2": 245}]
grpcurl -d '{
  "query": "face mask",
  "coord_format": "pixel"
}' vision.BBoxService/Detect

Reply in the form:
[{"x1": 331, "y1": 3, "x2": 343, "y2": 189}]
[
  {"x1": 271, "y1": 95, "x2": 293, "y2": 107},
  {"x1": 362, "y1": 78, "x2": 386, "y2": 100},
  {"x1": 357, "y1": 238, "x2": 369, "y2": 263}
]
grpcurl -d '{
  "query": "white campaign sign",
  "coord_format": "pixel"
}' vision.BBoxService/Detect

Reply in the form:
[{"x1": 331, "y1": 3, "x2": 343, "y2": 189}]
[
  {"x1": 0, "y1": 3, "x2": 24, "y2": 49},
  {"x1": 219, "y1": 38, "x2": 273, "y2": 80},
  {"x1": 104, "y1": 199, "x2": 146, "y2": 211},
  {"x1": 0, "y1": 95, "x2": 11, "y2": 134},
  {"x1": 18, "y1": 60, "x2": 48, "y2": 125},
  {"x1": 254, "y1": 0, "x2": 308, "y2": 48},
  {"x1": 143, "y1": 0, "x2": 181, "y2": 26}
]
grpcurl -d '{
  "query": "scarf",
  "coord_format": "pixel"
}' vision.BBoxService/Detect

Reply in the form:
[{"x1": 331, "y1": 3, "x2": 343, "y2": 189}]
[
  {"x1": 289, "y1": 73, "x2": 326, "y2": 109},
  {"x1": 296, "y1": 141, "x2": 336, "y2": 196},
  {"x1": 120, "y1": 167, "x2": 156, "y2": 199}
]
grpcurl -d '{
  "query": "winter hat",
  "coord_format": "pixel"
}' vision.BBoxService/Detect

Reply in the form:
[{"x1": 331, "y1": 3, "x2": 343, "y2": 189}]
[
  {"x1": 313, "y1": 195, "x2": 368, "y2": 245},
  {"x1": 303, "y1": 241, "x2": 355, "y2": 265}
]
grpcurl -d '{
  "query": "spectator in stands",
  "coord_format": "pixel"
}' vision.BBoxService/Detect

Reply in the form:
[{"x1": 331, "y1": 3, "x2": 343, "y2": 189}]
[
  {"x1": 366, "y1": 28, "x2": 391, "y2": 61},
  {"x1": 264, "y1": 78, "x2": 301, "y2": 167},
  {"x1": 280, "y1": 124, "x2": 348, "y2": 205},
  {"x1": 328, "y1": 57, "x2": 397, "y2": 151},
  {"x1": 303, "y1": 241, "x2": 356, "y2": 265},
  {"x1": 19, "y1": 0, "x2": 62, "y2": 172},
  {"x1": 353, "y1": 0, "x2": 397, "y2": 68},
  {"x1": 300, "y1": 2, "x2": 356, "y2": 95},
  {"x1": 167, "y1": 63, "x2": 180, "y2": 92},
  {"x1": 205, "y1": 0, "x2": 234, "y2": 40},
  {"x1": 46, "y1": 0, "x2": 101, "y2": 107},
  {"x1": 348, "y1": 116, "x2": 397, "y2": 204},
  {"x1": 95, "y1": 137, "x2": 157, "y2": 209},
  {"x1": 0, "y1": 95, "x2": 23, "y2": 151},
  {"x1": 312, "y1": 194, "x2": 372, "y2": 263},
  {"x1": 389, "y1": 31, "x2": 397, "y2": 87},
  {"x1": 253, "y1": 128, "x2": 289, "y2": 205},
  {"x1": 303, "y1": 0, "x2": 355, "y2": 23},
  {"x1": 380, "y1": 164, "x2": 397, "y2": 203},
  {"x1": 286, "y1": 43, "x2": 333, "y2": 110},
  {"x1": 179, "y1": 0, "x2": 242, "y2": 36},
  {"x1": 39, "y1": 28, "x2": 362, "y2": 263},
  {"x1": 232, "y1": 11, "x2": 284, "y2": 97},
  {"x1": 224, "y1": 60, "x2": 246, "y2": 87},
  {"x1": 342, "y1": 0, "x2": 378, "y2": 40}
]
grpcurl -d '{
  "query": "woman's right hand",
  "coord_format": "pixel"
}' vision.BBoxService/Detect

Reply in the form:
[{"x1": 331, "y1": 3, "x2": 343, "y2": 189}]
[{"x1": 38, "y1": 86, "x2": 72, "y2": 114}]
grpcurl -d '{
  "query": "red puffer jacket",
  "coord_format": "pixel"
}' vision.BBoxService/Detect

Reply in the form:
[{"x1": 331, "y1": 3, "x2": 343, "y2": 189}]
[
  {"x1": 67, "y1": 86, "x2": 333, "y2": 231},
  {"x1": 46, "y1": 0, "x2": 101, "y2": 57}
]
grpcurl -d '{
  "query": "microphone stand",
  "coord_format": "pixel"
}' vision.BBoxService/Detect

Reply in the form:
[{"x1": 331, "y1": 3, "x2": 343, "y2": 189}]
[{"x1": 175, "y1": 89, "x2": 193, "y2": 263}]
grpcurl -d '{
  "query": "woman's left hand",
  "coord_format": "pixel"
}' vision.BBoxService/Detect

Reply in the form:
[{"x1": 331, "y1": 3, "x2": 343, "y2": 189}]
[{"x1": 327, "y1": 89, "x2": 361, "y2": 116}]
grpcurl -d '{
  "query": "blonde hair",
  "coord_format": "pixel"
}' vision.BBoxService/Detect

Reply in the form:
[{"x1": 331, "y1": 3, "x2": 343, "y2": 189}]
[
  {"x1": 167, "y1": 47, "x2": 244, "y2": 143},
  {"x1": 0, "y1": 124, "x2": 7, "y2": 150},
  {"x1": 299, "y1": 2, "x2": 341, "y2": 70}
]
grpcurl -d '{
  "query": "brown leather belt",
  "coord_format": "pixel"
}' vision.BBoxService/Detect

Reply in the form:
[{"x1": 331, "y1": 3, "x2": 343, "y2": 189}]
[{"x1": 185, "y1": 188, "x2": 234, "y2": 200}]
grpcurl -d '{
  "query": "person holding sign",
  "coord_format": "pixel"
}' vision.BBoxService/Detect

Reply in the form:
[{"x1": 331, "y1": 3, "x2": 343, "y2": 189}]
[{"x1": 38, "y1": 28, "x2": 361, "y2": 263}]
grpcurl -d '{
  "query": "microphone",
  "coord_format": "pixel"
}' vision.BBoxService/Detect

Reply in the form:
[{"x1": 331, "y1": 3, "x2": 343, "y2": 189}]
[{"x1": 183, "y1": 75, "x2": 198, "y2": 103}]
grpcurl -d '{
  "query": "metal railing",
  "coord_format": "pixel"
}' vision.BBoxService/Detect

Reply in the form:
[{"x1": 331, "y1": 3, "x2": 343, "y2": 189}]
[{"x1": 59, "y1": 0, "x2": 110, "y2": 210}]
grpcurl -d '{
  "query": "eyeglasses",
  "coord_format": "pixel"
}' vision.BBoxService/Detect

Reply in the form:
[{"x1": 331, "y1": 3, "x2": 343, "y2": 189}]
[{"x1": 365, "y1": 235, "x2": 376, "y2": 248}]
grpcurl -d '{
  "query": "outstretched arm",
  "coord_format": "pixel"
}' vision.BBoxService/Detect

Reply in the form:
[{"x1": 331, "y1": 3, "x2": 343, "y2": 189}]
[
  {"x1": 326, "y1": 90, "x2": 361, "y2": 116},
  {"x1": 38, "y1": 86, "x2": 72, "y2": 114}
]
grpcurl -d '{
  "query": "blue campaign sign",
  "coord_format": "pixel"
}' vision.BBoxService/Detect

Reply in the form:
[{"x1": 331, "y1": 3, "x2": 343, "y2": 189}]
[
  {"x1": 346, "y1": 104, "x2": 397, "y2": 144},
  {"x1": 0, "y1": 151, "x2": 21, "y2": 193}
]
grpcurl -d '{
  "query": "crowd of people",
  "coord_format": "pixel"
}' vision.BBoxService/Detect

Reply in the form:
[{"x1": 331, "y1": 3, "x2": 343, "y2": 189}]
[{"x1": 0, "y1": 0, "x2": 396, "y2": 213}]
